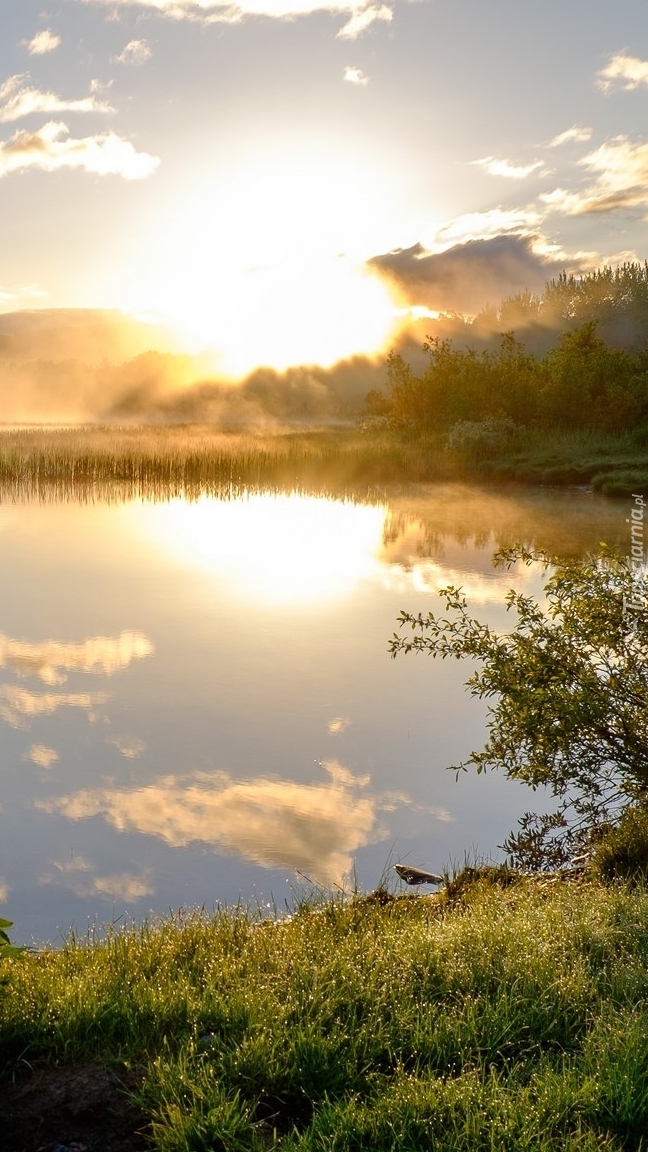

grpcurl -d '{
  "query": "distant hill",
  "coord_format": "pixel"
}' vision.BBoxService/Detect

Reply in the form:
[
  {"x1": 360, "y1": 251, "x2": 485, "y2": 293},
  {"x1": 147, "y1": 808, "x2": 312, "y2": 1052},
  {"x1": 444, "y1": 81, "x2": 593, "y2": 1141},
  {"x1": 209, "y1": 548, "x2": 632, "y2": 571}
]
[{"x1": 0, "y1": 309, "x2": 176, "y2": 366}]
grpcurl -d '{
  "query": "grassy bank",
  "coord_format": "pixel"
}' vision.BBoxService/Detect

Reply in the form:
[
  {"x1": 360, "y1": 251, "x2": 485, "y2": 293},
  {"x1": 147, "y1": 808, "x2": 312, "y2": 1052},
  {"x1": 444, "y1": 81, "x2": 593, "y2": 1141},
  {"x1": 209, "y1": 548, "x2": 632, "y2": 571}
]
[
  {"x1": 3, "y1": 876, "x2": 648, "y2": 1149},
  {"x1": 1, "y1": 423, "x2": 648, "y2": 500}
]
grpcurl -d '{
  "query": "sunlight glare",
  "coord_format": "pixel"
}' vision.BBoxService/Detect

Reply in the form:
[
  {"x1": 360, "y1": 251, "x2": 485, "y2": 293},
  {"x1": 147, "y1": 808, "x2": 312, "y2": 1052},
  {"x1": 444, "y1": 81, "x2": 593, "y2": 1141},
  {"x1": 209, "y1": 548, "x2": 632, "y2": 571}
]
[
  {"x1": 130, "y1": 494, "x2": 388, "y2": 605},
  {"x1": 122, "y1": 149, "x2": 407, "y2": 372},
  {"x1": 158, "y1": 258, "x2": 403, "y2": 374}
]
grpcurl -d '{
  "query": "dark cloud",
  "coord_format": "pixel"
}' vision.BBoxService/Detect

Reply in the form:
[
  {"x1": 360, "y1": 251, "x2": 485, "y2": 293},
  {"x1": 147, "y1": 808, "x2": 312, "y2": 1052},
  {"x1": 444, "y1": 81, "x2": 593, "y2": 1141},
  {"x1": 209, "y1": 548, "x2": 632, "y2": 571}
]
[{"x1": 367, "y1": 235, "x2": 565, "y2": 314}]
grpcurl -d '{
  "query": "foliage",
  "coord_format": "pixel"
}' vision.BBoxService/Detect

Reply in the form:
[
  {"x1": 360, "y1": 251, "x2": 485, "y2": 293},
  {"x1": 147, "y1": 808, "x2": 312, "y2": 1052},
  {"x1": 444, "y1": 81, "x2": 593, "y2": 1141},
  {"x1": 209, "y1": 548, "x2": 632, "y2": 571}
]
[
  {"x1": 384, "y1": 333, "x2": 545, "y2": 430},
  {"x1": 5, "y1": 886, "x2": 648, "y2": 1147},
  {"x1": 0, "y1": 919, "x2": 25, "y2": 988},
  {"x1": 390, "y1": 545, "x2": 648, "y2": 868},
  {"x1": 444, "y1": 416, "x2": 520, "y2": 459},
  {"x1": 590, "y1": 806, "x2": 648, "y2": 883},
  {"x1": 371, "y1": 264, "x2": 648, "y2": 436}
]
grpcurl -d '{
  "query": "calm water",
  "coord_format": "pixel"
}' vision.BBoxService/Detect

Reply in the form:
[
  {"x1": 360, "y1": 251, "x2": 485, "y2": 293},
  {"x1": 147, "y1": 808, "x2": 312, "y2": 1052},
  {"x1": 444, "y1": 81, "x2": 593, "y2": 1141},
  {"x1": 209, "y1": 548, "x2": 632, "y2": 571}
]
[{"x1": 0, "y1": 483, "x2": 626, "y2": 944}]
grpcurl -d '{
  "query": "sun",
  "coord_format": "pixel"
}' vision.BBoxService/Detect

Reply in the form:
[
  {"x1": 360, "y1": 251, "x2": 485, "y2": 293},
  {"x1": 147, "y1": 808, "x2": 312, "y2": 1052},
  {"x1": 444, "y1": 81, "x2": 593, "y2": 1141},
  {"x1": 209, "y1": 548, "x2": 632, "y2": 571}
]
[
  {"x1": 121, "y1": 146, "x2": 408, "y2": 374},
  {"x1": 159, "y1": 257, "x2": 404, "y2": 375}
]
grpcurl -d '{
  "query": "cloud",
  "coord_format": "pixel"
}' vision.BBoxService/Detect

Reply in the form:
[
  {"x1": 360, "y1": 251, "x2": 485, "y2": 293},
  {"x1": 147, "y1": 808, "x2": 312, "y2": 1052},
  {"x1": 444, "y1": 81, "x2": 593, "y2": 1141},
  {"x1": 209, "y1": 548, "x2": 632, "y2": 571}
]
[
  {"x1": 39, "y1": 760, "x2": 415, "y2": 886},
  {"x1": 337, "y1": 4, "x2": 392, "y2": 38},
  {"x1": 541, "y1": 135, "x2": 648, "y2": 215},
  {"x1": 0, "y1": 879, "x2": 8, "y2": 903},
  {"x1": 367, "y1": 233, "x2": 564, "y2": 314},
  {"x1": 0, "y1": 630, "x2": 154, "y2": 685},
  {"x1": 473, "y1": 156, "x2": 546, "y2": 180},
  {"x1": 434, "y1": 207, "x2": 543, "y2": 246},
  {"x1": 0, "y1": 283, "x2": 48, "y2": 306},
  {"x1": 81, "y1": 0, "x2": 396, "y2": 37},
  {"x1": 112, "y1": 39, "x2": 153, "y2": 65},
  {"x1": 0, "y1": 685, "x2": 107, "y2": 728},
  {"x1": 0, "y1": 74, "x2": 115, "y2": 123},
  {"x1": 548, "y1": 124, "x2": 593, "y2": 148},
  {"x1": 24, "y1": 30, "x2": 61, "y2": 55},
  {"x1": 598, "y1": 52, "x2": 648, "y2": 94},
  {"x1": 25, "y1": 744, "x2": 59, "y2": 768},
  {"x1": 343, "y1": 65, "x2": 369, "y2": 85},
  {"x1": 0, "y1": 121, "x2": 160, "y2": 180}
]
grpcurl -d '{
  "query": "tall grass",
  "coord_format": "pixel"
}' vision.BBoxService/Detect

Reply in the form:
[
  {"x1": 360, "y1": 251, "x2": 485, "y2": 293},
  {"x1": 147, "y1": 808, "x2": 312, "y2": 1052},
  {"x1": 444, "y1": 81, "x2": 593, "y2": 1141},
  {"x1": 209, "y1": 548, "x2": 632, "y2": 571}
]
[
  {"x1": 0, "y1": 424, "x2": 452, "y2": 501},
  {"x1": 3, "y1": 879, "x2": 648, "y2": 1148},
  {"x1": 1, "y1": 422, "x2": 647, "y2": 500}
]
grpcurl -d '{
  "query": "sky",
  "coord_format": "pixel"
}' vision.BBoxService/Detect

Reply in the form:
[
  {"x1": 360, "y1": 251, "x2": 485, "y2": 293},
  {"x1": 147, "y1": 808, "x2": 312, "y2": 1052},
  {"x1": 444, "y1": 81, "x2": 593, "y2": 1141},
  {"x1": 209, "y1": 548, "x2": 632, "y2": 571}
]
[{"x1": 2, "y1": 0, "x2": 648, "y2": 372}]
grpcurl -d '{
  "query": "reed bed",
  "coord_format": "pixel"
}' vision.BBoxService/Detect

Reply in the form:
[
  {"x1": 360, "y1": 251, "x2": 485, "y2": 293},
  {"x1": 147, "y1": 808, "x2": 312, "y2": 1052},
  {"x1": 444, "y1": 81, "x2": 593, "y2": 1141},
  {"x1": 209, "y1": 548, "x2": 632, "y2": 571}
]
[
  {"x1": 1, "y1": 422, "x2": 647, "y2": 502},
  {"x1": 2, "y1": 877, "x2": 648, "y2": 1149},
  {"x1": 0, "y1": 424, "x2": 452, "y2": 502}
]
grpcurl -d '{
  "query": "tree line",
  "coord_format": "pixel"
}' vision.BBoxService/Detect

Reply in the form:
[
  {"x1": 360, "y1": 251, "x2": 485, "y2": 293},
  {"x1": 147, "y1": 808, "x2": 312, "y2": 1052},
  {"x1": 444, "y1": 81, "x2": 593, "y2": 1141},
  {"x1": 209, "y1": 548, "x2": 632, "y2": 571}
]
[{"x1": 368, "y1": 262, "x2": 648, "y2": 435}]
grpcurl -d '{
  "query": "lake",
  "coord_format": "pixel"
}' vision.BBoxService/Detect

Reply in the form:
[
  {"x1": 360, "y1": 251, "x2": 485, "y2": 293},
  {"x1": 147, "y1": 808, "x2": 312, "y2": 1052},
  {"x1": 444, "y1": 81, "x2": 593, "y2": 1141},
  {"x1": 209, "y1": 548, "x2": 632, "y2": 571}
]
[{"x1": 0, "y1": 481, "x2": 626, "y2": 945}]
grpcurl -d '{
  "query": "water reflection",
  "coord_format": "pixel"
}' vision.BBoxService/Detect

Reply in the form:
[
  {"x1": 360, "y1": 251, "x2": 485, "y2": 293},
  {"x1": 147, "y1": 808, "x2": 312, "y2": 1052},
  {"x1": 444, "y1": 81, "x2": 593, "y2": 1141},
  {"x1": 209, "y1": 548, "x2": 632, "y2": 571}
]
[
  {"x1": 25, "y1": 744, "x2": 59, "y2": 769},
  {"x1": 0, "y1": 630, "x2": 154, "y2": 685},
  {"x1": 40, "y1": 855, "x2": 155, "y2": 903},
  {"x1": 39, "y1": 761, "x2": 453, "y2": 887},
  {"x1": 0, "y1": 629, "x2": 154, "y2": 733},
  {"x1": 0, "y1": 482, "x2": 628, "y2": 941},
  {"x1": 130, "y1": 494, "x2": 387, "y2": 605},
  {"x1": 0, "y1": 685, "x2": 107, "y2": 729}
]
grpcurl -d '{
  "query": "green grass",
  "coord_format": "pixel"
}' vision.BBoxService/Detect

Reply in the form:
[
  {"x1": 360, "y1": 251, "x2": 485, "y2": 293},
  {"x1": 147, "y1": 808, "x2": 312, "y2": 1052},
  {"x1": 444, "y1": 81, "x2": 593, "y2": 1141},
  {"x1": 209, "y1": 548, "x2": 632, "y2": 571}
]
[
  {"x1": 3, "y1": 878, "x2": 648, "y2": 1149},
  {"x1": 476, "y1": 428, "x2": 648, "y2": 494}
]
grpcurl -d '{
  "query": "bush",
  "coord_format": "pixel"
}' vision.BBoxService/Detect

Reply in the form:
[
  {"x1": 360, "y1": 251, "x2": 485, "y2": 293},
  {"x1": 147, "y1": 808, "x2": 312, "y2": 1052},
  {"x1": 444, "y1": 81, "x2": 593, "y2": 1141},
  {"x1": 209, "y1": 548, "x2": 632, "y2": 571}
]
[
  {"x1": 444, "y1": 417, "x2": 520, "y2": 460},
  {"x1": 391, "y1": 544, "x2": 648, "y2": 868},
  {"x1": 591, "y1": 807, "x2": 648, "y2": 882}
]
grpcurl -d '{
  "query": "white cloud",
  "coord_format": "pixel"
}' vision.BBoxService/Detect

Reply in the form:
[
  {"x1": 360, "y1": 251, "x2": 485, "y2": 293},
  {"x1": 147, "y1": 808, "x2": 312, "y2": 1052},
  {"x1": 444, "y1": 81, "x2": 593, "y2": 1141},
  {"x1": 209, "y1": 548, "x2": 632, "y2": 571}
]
[
  {"x1": 0, "y1": 74, "x2": 115, "y2": 124},
  {"x1": 24, "y1": 30, "x2": 61, "y2": 55},
  {"x1": 0, "y1": 283, "x2": 48, "y2": 306},
  {"x1": 0, "y1": 122, "x2": 160, "y2": 181},
  {"x1": 0, "y1": 879, "x2": 8, "y2": 903},
  {"x1": 473, "y1": 156, "x2": 546, "y2": 180},
  {"x1": 598, "y1": 52, "x2": 648, "y2": 94},
  {"x1": 90, "y1": 78, "x2": 113, "y2": 94},
  {"x1": 541, "y1": 135, "x2": 648, "y2": 215},
  {"x1": 112, "y1": 39, "x2": 153, "y2": 65},
  {"x1": 25, "y1": 744, "x2": 60, "y2": 768},
  {"x1": 433, "y1": 207, "x2": 543, "y2": 247},
  {"x1": 81, "y1": 0, "x2": 396, "y2": 37},
  {"x1": 548, "y1": 124, "x2": 593, "y2": 148},
  {"x1": 337, "y1": 5, "x2": 392, "y2": 38},
  {"x1": 343, "y1": 65, "x2": 369, "y2": 85}
]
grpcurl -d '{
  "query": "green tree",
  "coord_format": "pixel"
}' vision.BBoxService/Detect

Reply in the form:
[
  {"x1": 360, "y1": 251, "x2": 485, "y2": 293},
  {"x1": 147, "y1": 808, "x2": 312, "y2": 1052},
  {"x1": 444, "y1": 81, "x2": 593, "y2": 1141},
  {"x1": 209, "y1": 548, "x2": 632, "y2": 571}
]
[
  {"x1": 542, "y1": 322, "x2": 634, "y2": 430},
  {"x1": 390, "y1": 544, "x2": 648, "y2": 868}
]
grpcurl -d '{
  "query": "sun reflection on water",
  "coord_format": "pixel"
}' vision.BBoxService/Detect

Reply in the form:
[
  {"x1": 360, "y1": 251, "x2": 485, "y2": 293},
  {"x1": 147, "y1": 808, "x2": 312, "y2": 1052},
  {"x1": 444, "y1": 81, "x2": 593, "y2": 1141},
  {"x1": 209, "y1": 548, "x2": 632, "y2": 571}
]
[{"x1": 128, "y1": 492, "x2": 389, "y2": 605}]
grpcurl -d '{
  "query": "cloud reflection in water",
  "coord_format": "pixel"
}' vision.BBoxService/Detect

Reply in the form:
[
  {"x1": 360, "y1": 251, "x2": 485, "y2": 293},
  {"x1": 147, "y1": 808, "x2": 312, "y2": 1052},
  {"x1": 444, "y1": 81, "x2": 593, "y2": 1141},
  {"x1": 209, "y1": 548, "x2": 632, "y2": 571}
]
[
  {"x1": 40, "y1": 855, "x2": 155, "y2": 902},
  {"x1": 0, "y1": 630, "x2": 154, "y2": 685},
  {"x1": 25, "y1": 743, "x2": 59, "y2": 768},
  {"x1": 39, "y1": 760, "x2": 452, "y2": 886},
  {"x1": 0, "y1": 685, "x2": 108, "y2": 728}
]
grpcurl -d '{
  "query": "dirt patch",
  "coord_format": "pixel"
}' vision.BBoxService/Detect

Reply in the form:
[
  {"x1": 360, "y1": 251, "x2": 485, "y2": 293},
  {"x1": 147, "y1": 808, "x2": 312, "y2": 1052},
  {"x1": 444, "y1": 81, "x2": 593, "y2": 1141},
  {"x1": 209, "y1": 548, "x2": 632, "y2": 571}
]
[{"x1": 0, "y1": 1061, "x2": 149, "y2": 1152}]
